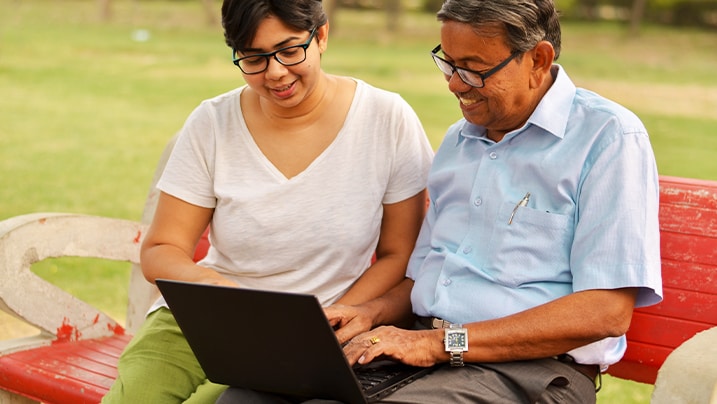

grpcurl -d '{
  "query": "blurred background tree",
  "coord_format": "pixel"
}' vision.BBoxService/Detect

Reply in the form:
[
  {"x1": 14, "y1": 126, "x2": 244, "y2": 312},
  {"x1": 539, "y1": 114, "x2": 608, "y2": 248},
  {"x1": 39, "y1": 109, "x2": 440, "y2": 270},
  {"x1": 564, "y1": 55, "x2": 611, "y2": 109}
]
[
  {"x1": 334, "y1": 0, "x2": 717, "y2": 33},
  {"x1": 562, "y1": 0, "x2": 717, "y2": 33},
  {"x1": 95, "y1": 0, "x2": 717, "y2": 34}
]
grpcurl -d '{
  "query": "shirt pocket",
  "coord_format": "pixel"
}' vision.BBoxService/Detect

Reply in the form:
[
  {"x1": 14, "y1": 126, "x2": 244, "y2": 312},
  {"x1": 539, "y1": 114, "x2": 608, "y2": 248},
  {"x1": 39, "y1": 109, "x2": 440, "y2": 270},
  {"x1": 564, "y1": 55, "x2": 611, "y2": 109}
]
[{"x1": 483, "y1": 201, "x2": 575, "y2": 287}]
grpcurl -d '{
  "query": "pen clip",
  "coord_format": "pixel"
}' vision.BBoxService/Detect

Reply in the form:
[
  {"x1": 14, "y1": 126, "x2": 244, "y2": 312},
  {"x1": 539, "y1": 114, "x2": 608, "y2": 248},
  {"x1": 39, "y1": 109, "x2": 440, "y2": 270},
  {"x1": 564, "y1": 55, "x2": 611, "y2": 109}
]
[{"x1": 508, "y1": 192, "x2": 531, "y2": 225}]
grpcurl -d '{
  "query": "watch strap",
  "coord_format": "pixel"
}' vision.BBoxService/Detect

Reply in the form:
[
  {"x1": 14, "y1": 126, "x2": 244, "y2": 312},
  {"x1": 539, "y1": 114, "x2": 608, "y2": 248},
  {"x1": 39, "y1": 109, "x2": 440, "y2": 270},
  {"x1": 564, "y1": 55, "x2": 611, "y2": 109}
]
[{"x1": 449, "y1": 350, "x2": 465, "y2": 367}]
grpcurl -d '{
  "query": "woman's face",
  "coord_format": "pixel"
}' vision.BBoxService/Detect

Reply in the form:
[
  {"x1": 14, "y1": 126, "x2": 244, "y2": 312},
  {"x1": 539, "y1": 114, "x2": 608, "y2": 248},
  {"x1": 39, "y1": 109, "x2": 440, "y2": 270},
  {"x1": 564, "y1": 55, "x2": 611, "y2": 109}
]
[{"x1": 239, "y1": 16, "x2": 326, "y2": 111}]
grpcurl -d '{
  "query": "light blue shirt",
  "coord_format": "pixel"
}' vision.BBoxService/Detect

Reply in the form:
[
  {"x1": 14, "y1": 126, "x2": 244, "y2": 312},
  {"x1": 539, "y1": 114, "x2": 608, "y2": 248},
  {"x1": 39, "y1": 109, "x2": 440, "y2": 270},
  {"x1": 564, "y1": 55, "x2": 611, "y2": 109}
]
[{"x1": 407, "y1": 66, "x2": 663, "y2": 366}]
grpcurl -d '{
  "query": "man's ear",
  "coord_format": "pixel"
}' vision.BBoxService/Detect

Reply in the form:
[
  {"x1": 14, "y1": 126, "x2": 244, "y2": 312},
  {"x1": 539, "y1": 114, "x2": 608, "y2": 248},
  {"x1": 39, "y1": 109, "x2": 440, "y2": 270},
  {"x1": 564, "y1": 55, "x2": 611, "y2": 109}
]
[{"x1": 529, "y1": 41, "x2": 555, "y2": 89}]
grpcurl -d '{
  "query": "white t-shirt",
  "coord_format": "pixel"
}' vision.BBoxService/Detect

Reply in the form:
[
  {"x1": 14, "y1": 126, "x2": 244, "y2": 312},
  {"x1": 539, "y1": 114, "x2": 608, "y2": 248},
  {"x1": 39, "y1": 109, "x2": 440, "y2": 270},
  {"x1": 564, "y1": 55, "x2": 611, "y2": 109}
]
[{"x1": 154, "y1": 79, "x2": 433, "y2": 308}]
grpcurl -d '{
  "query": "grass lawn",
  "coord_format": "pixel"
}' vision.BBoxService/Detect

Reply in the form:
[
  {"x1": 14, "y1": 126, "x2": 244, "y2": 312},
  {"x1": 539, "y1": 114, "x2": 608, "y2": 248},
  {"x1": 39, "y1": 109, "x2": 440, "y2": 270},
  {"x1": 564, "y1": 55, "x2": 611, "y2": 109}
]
[{"x1": 1, "y1": 1, "x2": 715, "y2": 402}]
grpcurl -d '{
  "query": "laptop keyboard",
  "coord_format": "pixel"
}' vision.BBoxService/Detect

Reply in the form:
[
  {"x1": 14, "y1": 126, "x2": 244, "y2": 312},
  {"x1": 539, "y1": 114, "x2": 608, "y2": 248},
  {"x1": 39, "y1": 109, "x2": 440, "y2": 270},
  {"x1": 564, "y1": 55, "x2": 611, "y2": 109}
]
[{"x1": 355, "y1": 365, "x2": 405, "y2": 391}]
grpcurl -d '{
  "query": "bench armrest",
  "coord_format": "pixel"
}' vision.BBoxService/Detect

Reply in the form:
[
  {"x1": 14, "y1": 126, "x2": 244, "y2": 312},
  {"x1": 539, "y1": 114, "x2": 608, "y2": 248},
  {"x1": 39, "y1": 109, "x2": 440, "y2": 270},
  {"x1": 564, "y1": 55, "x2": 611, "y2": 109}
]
[{"x1": 0, "y1": 213, "x2": 146, "y2": 354}]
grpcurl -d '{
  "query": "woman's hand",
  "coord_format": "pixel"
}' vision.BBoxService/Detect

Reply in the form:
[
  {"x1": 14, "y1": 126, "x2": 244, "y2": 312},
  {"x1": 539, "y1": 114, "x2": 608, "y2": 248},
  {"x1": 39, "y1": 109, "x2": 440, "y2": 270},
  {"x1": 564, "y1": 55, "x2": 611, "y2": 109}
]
[
  {"x1": 326, "y1": 278, "x2": 416, "y2": 345},
  {"x1": 324, "y1": 304, "x2": 375, "y2": 345}
]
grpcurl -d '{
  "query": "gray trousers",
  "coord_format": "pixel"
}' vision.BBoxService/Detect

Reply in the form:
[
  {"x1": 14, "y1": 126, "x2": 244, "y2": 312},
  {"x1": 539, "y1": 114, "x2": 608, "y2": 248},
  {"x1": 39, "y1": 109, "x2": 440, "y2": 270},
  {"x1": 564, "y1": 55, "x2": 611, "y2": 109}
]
[{"x1": 216, "y1": 358, "x2": 597, "y2": 404}]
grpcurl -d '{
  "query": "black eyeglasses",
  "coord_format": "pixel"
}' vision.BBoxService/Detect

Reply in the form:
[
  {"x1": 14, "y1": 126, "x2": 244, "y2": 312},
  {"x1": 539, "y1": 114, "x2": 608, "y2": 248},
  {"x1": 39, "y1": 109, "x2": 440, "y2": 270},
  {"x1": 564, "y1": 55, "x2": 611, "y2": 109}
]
[
  {"x1": 430, "y1": 44, "x2": 521, "y2": 88},
  {"x1": 232, "y1": 28, "x2": 317, "y2": 75}
]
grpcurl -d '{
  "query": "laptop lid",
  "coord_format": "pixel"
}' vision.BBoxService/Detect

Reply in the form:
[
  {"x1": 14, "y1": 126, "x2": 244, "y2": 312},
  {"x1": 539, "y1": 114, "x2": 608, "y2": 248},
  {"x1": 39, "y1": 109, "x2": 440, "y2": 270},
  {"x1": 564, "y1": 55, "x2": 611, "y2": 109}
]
[{"x1": 155, "y1": 279, "x2": 427, "y2": 404}]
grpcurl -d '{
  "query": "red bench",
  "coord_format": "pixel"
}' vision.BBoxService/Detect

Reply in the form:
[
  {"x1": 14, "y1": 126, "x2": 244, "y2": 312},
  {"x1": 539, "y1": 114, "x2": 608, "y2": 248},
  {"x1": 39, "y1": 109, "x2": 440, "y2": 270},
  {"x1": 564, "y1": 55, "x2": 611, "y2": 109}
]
[
  {"x1": 605, "y1": 176, "x2": 717, "y2": 386},
  {"x1": 1, "y1": 150, "x2": 715, "y2": 403},
  {"x1": 0, "y1": 216, "x2": 210, "y2": 404}
]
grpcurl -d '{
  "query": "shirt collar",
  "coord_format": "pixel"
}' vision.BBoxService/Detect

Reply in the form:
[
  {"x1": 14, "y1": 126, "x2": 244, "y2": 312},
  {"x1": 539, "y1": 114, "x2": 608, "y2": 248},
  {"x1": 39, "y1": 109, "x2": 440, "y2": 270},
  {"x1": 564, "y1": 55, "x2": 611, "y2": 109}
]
[{"x1": 527, "y1": 64, "x2": 576, "y2": 140}]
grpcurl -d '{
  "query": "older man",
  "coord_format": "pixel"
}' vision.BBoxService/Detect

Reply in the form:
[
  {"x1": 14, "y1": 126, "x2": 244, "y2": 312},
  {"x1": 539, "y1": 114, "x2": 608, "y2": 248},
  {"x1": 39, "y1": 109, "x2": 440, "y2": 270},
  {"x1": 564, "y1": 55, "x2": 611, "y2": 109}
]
[{"x1": 326, "y1": 0, "x2": 663, "y2": 402}]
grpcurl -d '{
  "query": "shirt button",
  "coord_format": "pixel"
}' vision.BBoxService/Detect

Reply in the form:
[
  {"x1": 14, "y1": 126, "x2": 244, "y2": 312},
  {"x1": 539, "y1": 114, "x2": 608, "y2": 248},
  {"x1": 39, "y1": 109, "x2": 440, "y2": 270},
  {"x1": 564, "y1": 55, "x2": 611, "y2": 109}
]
[
  {"x1": 474, "y1": 197, "x2": 483, "y2": 206},
  {"x1": 442, "y1": 279, "x2": 452, "y2": 286},
  {"x1": 489, "y1": 152, "x2": 498, "y2": 159},
  {"x1": 462, "y1": 246, "x2": 472, "y2": 254}
]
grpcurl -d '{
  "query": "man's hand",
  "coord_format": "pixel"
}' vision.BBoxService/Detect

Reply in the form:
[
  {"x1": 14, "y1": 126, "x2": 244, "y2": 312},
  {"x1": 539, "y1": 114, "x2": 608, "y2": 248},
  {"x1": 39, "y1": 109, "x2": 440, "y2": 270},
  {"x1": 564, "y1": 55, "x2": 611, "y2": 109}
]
[{"x1": 343, "y1": 326, "x2": 445, "y2": 367}]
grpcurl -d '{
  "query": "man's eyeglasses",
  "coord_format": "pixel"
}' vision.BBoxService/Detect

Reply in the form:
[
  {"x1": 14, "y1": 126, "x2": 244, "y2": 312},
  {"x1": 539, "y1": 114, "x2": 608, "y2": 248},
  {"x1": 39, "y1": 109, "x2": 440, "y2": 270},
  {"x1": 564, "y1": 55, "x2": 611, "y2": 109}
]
[
  {"x1": 232, "y1": 28, "x2": 317, "y2": 75},
  {"x1": 430, "y1": 44, "x2": 521, "y2": 88}
]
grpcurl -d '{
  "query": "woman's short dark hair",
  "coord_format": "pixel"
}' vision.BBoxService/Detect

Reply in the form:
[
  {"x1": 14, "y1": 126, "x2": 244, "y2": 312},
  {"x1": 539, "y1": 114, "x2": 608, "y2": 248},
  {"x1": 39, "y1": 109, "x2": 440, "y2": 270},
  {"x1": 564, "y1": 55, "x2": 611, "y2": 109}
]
[{"x1": 222, "y1": 0, "x2": 328, "y2": 52}]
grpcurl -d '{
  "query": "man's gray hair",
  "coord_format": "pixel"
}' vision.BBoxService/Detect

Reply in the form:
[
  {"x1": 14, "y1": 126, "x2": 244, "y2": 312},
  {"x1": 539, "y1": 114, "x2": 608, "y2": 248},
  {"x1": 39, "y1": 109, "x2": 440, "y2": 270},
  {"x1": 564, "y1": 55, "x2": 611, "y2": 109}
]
[{"x1": 437, "y1": 0, "x2": 561, "y2": 60}]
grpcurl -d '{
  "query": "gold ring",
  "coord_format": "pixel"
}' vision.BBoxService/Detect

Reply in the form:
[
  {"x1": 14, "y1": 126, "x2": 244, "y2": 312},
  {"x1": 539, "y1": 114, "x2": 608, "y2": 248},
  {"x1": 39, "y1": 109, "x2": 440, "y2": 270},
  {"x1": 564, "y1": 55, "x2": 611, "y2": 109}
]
[{"x1": 369, "y1": 336, "x2": 380, "y2": 345}]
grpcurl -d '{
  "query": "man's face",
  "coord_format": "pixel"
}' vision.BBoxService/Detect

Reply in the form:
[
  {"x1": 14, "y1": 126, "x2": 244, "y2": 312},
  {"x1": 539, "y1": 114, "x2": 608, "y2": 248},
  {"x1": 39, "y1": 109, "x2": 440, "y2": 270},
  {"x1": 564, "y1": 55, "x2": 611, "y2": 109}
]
[{"x1": 438, "y1": 21, "x2": 534, "y2": 140}]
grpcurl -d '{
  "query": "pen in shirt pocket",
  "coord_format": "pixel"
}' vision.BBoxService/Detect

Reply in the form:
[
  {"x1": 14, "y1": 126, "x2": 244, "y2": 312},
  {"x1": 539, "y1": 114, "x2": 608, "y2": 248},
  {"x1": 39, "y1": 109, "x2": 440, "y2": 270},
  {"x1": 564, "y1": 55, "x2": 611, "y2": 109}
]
[{"x1": 508, "y1": 192, "x2": 531, "y2": 225}]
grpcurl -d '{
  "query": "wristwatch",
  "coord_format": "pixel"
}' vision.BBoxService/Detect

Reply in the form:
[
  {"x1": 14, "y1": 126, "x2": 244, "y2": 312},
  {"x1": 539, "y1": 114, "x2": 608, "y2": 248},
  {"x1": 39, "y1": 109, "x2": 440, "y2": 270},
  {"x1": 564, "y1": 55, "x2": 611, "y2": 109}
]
[{"x1": 444, "y1": 323, "x2": 468, "y2": 367}]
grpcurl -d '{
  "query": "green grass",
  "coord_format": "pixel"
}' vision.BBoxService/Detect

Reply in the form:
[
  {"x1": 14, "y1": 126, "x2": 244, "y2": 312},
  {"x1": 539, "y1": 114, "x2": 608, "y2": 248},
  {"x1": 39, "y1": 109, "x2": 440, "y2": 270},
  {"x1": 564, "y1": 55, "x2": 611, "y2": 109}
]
[{"x1": 1, "y1": 2, "x2": 715, "y2": 402}]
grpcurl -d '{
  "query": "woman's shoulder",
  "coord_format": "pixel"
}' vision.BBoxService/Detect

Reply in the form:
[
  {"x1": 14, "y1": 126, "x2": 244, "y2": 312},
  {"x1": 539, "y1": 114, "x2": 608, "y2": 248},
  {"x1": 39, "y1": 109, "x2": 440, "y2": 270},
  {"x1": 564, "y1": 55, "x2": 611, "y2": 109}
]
[
  {"x1": 199, "y1": 85, "x2": 246, "y2": 110},
  {"x1": 352, "y1": 77, "x2": 396, "y2": 96},
  {"x1": 345, "y1": 78, "x2": 408, "y2": 112},
  {"x1": 183, "y1": 86, "x2": 247, "y2": 126}
]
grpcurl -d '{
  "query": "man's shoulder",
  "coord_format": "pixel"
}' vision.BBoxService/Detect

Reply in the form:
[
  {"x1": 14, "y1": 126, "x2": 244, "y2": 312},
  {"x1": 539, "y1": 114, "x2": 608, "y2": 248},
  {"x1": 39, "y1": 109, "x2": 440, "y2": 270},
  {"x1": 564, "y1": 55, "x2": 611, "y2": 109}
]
[
  {"x1": 570, "y1": 88, "x2": 647, "y2": 139},
  {"x1": 574, "y1": 88, "x2": 643, "y2": 124}
]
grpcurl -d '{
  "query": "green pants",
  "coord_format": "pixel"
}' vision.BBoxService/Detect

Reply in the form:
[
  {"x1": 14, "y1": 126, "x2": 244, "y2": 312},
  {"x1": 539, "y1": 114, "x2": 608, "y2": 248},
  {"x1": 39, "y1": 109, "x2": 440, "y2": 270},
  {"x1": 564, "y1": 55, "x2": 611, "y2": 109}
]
[{"x1": 102, "y1": 307, "x2": 228, "y2": 403}]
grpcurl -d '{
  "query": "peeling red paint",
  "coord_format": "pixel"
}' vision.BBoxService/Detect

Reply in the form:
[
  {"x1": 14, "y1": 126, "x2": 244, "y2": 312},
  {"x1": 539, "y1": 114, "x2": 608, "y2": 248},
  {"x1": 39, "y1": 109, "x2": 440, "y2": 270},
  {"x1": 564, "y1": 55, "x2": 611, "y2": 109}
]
[
  {"x1": 93, "y1": 313, "x2": 100, "y2": 324},
  {"x1": 54, "y1": 318, "x2": 81, "y2": 343},
  {"x1": 134, "y1": 230, "x2": 142, "y2": 244},
  {"x1": 39, "y1": 218, "x2": 47, "y2": 224},
  {"x1": 108, "y1": 323, "x2": 126, "y2": 335}
]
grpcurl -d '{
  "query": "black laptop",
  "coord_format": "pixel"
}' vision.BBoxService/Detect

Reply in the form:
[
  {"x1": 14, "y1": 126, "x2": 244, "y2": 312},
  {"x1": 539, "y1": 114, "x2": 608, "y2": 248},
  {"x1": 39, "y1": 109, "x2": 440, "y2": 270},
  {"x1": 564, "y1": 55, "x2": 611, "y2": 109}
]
[{"x1": 155, "y1": 279, "x2": 434, "y2": 404}]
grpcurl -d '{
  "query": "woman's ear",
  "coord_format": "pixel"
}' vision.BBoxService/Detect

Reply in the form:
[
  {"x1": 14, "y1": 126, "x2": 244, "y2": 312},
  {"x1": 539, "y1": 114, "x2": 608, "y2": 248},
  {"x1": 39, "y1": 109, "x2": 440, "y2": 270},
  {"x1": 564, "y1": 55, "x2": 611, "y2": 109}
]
[{"x1": 317, "y1": 22, "x2": 330, "y2": 53}]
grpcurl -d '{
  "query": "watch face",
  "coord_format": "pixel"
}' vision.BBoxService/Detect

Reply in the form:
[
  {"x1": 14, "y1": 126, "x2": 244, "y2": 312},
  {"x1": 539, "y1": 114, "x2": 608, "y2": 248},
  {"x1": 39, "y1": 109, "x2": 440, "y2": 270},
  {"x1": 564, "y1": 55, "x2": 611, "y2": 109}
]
[{"x1": 445, "y1": 329, "x2": 468, "y2": 350}]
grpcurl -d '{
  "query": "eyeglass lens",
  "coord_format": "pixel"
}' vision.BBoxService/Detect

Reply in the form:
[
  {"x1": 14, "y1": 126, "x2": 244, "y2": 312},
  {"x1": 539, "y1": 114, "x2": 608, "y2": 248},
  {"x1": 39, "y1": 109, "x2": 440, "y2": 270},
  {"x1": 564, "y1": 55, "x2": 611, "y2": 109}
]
[
  {"x1": 432, "y1": 56, "x2": 485, "y2": 88},
  {"x1": 233, "y1": 28, "x2": 316, "y2": 74},
  {"x1": 237, "y1": 46, "x2": 306, "y2": 74}
]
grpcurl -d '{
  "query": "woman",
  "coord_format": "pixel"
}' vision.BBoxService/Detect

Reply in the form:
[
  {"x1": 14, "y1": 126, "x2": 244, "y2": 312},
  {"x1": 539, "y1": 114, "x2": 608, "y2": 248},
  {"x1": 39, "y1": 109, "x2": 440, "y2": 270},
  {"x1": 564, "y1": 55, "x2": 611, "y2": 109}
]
[{"x1": 102, "y1": 0, "x2": 433, "y2": 402}]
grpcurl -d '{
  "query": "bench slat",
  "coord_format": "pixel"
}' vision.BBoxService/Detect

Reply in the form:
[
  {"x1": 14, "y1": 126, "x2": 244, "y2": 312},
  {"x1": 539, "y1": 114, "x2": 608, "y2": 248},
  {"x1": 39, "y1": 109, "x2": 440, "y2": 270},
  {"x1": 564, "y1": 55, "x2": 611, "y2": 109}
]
[
  {"x1": 636, "y1": 288, "x2": 717, "y2": 325},
  {"x1": 627, "y1": 311, "x2": 713, "y2": 349},
  {"x1": 659, "y1": 205, "x2": 717, "y2": 238},
  {"x1": 0, "y1": 334, "x2": 130, "y2": 404},
  {"x1": 661, "y1": 232, "x2": 717, "y2": 266},
  {"x1": 659, "y1": 175, "x2": 717, "y2": 210},
  {"x1": 660, "y1": 260, "x2": 716, "y2": 295}
]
